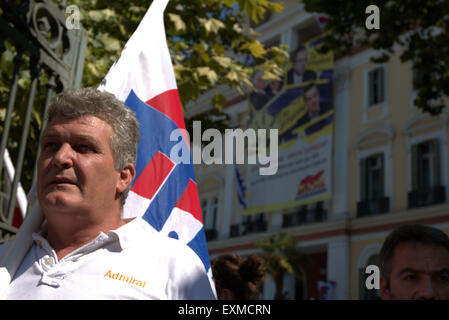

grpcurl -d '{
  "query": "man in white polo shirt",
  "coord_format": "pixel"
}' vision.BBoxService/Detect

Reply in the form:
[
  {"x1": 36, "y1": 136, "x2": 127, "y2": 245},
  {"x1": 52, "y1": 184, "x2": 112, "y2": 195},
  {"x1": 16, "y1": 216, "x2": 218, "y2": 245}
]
[{"x1": 0, "y1": 87, "x2": 215, "y2": 299}]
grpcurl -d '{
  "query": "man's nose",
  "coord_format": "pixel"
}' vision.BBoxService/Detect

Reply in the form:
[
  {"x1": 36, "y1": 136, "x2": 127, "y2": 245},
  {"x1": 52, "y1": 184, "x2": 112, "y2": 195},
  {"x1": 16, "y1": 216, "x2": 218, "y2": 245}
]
[
  {"x1": 417, "y1": 278, "x2": 436, "y2": 300},
  {"x1": 51, "y1": 143, "x2": 74, "y2": 168}
]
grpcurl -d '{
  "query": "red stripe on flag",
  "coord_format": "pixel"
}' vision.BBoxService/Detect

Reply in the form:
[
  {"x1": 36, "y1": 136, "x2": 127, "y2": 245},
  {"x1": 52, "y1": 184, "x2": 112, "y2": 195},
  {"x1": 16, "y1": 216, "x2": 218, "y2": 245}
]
[
  {"x1": 175, "y1": 179, "x2": 203, "y2": 223},
  {"x1": 131, "y1": 151, "x2": 175, "y2": 200},
  {"x1": 146, "y1": 89, "x2": 190, "y2": 148},
  {"x1": 146, "y1": 89, "x2": 185, "y2": 131}
]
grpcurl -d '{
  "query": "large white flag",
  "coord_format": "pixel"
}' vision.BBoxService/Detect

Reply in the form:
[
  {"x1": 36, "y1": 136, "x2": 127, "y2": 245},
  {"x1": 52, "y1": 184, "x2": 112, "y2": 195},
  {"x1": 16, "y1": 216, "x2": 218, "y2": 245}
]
[{"x1": 98, "y1": 0, "x2": 216, "y2": 295}]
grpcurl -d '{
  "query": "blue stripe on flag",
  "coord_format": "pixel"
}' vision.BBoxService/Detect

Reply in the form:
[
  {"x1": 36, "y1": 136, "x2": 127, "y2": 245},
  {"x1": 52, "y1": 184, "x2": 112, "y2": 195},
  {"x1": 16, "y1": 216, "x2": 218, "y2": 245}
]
[
  {"x1": 125, "y1": 90, "x2": 191, "y2": 184},
  {"x1": 187, "y1": 227, "x2": 211, "y2": 271},
  {"x1": 142, "y1": 162, "x2": 196, "y2": 230}
]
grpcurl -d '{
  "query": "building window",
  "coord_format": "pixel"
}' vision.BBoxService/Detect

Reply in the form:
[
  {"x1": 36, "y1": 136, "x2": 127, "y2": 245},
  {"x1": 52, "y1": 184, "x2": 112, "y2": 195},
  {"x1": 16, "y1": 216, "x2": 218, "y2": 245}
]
[
  {"x1": 362, "y1": 154, "x2": 384, "y2": 200},
  {"x1": 282, "y1": 202, "x2": 328, "y2": 227},
  {"x1": 242, "y1": 213, "x2": 267, "y2": 235},
  {"x1": 409, "y1": 139, "x2": 445, "y2": 208},
  {"x1": 202, "y1": 196, "x2": 219, "y2": 241},
  {"x1": 358, "y1": 154, "x2": 389, "y2": 216},
  {"x1": 367, "y1": 67, "x2": 385, "y2": 107}
]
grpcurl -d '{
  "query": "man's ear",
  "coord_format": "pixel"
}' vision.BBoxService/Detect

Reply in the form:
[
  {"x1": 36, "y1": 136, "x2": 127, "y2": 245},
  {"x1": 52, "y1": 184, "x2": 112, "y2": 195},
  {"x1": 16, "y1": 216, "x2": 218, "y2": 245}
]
[
  {"x1": 380, "y1": 276, "x2": 393, "y2": 300},
  {"x1": 116, "y1": 163, "x2": 136, "y2": 193}
]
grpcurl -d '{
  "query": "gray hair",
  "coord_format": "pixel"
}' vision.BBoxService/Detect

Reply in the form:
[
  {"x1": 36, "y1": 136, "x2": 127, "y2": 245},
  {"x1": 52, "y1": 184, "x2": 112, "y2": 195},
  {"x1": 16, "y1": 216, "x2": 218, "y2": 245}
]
[{"x1": 46, "y1": 87, "x2": 140, "y2": 206}]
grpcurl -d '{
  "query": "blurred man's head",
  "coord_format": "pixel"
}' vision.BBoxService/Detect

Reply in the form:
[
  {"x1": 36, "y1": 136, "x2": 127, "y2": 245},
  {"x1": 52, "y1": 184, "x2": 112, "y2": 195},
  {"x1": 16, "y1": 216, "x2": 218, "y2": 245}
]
[
  {"x1": 304, "y1": 83, "x2": 320, "y2": 117},
  {"x1": 379, "y1": 224, "x2": 449, "y2": 300},
  {"x1": 291, "y1": 46, "x2": 307, "y2": 77},
  {"x1": 252, "y1": 70, "x2": 266, "y2": 91}
]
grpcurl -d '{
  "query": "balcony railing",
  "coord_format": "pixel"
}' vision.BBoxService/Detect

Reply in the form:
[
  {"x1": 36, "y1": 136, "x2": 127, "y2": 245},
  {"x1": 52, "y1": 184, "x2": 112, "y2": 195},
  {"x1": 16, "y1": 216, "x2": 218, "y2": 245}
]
[
  {"x1": 282, "y1": 207, "x2": 327, "y2": 228},
  {"x1": 357, "y1": 197, "x2": 390, "y2": 217},
  {"x1": 242, "y1": 216, "x2": 267, "y2": 235},
  {"x1": 408, "y1": 186, "x2": 446, "y2": 209}
]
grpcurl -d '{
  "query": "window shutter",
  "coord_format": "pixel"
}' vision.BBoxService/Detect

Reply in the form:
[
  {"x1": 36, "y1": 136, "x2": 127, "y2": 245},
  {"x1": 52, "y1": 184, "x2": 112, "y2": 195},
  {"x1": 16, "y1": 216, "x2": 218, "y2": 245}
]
[
  {"x1": 368, "y1": 70, "x2": 373, "y2": 106},
  {"x1": 212, "y1": 197, "x2": 218, "y2": 229},
  {"x1": 432, "y1": 139, "x2": 440, "y2": 187},
  {"x1": 380, "y1": 154, "x2": 385, "y2": 197},
  {"x1": 379, "y1": 67, "x2": 385, "y2": 103},
  {"x1": 360, "y1": 158, "x2": 366, "y2": 201},
  {"x1": 411, "y1": 144, "x2": 418, "y2": 191}
]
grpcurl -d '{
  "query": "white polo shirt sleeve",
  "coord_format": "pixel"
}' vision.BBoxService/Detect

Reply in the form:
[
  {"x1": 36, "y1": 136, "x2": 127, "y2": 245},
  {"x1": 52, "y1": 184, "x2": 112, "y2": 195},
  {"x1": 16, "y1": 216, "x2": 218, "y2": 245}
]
[{"x1": 161, "y1": 237, "x2": 215, "y2": 300}]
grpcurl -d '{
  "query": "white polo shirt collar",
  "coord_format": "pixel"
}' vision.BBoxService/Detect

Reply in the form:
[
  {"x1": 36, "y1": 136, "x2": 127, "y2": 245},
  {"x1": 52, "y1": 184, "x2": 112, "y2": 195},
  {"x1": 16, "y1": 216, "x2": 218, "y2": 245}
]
[{"x1": 30, "y1": 221, "x2": 133, "y2": 262}]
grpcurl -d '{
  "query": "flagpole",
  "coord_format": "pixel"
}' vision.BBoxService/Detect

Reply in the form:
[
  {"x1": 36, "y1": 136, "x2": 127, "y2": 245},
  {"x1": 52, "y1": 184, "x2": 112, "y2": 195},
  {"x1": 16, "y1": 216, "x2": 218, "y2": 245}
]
[{"x1": 0, "y1": 201, "x2": 44, "y2": 298}]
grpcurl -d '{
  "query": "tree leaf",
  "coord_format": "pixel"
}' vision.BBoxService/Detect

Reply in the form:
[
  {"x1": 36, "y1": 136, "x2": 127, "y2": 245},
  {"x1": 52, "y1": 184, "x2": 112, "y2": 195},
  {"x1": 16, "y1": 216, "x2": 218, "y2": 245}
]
[
  {"x1": 241, "y1": 40, "x2": 267, "y2": 58},
  {"x1": 213, "y1": 56, "x2": 232, "y2": 68},
  {"x1": 202, "y1": 18, "x2": 226, "y2": 34},
  {"x1": 168, "y1": 13, "x2": 186, "y2": 32},
  {"x1": 197, "y1": 66, "x2": 218, "y2": 84}
]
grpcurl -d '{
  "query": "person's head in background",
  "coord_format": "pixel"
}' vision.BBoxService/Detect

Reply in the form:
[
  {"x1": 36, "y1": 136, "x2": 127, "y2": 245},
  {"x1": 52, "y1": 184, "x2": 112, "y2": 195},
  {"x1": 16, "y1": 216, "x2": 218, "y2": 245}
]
[
  {"x1": 304, "y1": 83, "x2": 320, "y2": 118},
  {"x1": 379, "y1": 224, "x2": 449, "y2": 300},
  {"x1": 252, "y1": 70, "x2": 266, "y2": 92},
  {"x1": 212, "y1": 253, "x2": 266, "y2": 300},
  {"x1": 291, "y1": 46, "x2": 308, "y2": 77}
]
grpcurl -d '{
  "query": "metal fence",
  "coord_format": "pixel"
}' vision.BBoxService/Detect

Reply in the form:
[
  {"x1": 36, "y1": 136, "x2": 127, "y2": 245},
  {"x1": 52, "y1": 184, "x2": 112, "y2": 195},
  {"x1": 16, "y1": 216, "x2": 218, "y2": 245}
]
[{"x1": 0, "y1": 0, "x2": 87, "y2": 243}]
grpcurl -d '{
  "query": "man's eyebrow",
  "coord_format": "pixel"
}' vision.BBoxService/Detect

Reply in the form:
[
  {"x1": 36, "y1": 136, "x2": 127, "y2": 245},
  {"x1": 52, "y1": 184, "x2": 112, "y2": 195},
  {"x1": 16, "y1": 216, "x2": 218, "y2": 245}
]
[
  {"x1": 436, "y1": 268, "x2": 449, "y2": 274},
  {"x1": 398, "y1": 267, "x2": 424, "y2": 275},
  {"x1": 399, "y1": 267, "x2": 449, "y2": 275},
  {"x1": 41, "y1": 132, "x2": 100, "y2": 144}
]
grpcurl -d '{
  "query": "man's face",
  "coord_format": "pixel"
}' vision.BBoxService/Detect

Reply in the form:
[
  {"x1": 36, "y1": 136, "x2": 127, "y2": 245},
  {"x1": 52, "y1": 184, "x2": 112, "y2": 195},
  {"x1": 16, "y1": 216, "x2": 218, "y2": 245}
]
[
  {"x1": 293, "y1": 50, "x2": 307, "y2": 76},
  {"x1": 304, "y1": 85, "x2": 320, "y2": 116},
  {"x1": 380, "y1": 242, "x2": 449, "y2": 300},
  {"x1": 37, "y1": 115, "x2": 123, "y2": 217},
  {"x1": 254, "y1": 72, "x2": 266, "y2": 91}
]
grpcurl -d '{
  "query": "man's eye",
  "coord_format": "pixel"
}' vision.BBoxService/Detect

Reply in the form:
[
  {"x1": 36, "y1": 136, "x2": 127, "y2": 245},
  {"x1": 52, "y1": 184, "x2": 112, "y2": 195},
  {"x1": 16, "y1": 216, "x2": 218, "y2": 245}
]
[
  {"x1": 404, "y1": 274, "x2": 416, "y2": 281},
  {"x1": 75, "y1": 144, "x2": 93, "y2": 153},
  {"x1": 439, "y1": 274, "x2": 449, "y2": 283},
  {"x1": 43, "y1": 142, "x2": 59, "y2": 151}
]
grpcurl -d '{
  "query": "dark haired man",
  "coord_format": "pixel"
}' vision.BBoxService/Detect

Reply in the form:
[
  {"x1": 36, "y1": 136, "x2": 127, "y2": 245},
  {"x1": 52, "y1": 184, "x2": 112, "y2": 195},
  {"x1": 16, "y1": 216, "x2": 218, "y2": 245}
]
[
  {"x1": 379, "y1": 224, "x2": 449, "y2": 300},
  {"x1": 295, "y1": 83, "x2": 332, "y2": 136},
  {"x1": 286, "y1": 46, "x2": 316, "y2": 85}
]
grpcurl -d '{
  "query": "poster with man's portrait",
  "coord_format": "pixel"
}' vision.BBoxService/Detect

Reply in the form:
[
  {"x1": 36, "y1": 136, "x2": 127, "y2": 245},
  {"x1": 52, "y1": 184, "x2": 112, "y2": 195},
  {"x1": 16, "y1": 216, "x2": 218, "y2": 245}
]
[{"x1": 246, "y1": 37, "x2": 334, "y2": 215}]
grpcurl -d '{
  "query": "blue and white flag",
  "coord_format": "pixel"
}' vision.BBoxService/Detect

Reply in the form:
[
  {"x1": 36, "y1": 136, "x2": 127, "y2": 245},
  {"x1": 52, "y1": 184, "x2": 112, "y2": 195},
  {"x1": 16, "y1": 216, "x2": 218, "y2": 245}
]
[
  {"x1": 98, "y1": 0, "x2": 216, "y2": 296},
  {"x1": 235, "y1": 165, "x2": 247, "y2": 208}
]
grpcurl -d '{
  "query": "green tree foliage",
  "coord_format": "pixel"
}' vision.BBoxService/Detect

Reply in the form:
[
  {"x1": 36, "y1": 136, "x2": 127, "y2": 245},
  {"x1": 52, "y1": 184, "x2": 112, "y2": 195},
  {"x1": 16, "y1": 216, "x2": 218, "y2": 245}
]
[
  {"x1": 303, "y1": 0, "x2": 449, "y2": 115},
  {"x1": 73, "y1": 0, "x2": 288, "y2": 109},
  {"x1": 0, "y1": 42, "x2": 52, "y2": 192},
  {"x1": 0, "y1": 0, "x2": 288, "y2": 191},
  {"x1": 256, "y1": 232, "x2": 308, "y2": 300}
]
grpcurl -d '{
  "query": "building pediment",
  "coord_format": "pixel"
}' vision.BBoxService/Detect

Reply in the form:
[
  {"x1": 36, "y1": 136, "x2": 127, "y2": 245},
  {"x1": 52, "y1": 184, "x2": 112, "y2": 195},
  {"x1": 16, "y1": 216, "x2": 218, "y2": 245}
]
[{"x1": 353, "y1": 124, "x2": 395, "y2": 149}]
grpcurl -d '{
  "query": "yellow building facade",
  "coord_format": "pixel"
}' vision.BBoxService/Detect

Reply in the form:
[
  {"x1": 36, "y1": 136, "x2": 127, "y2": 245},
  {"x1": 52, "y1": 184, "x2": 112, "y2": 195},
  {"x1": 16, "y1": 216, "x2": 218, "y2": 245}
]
[{"x1": 185, "y1": 1, "x2": 449, "y2": 299}]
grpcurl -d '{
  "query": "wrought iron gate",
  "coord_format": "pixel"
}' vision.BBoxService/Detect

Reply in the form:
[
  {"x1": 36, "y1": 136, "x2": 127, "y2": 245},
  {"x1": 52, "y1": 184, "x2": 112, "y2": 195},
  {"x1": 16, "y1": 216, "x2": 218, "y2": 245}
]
[{"x1": 0, "y1": 0, "x2": 87, "y2": 242}]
